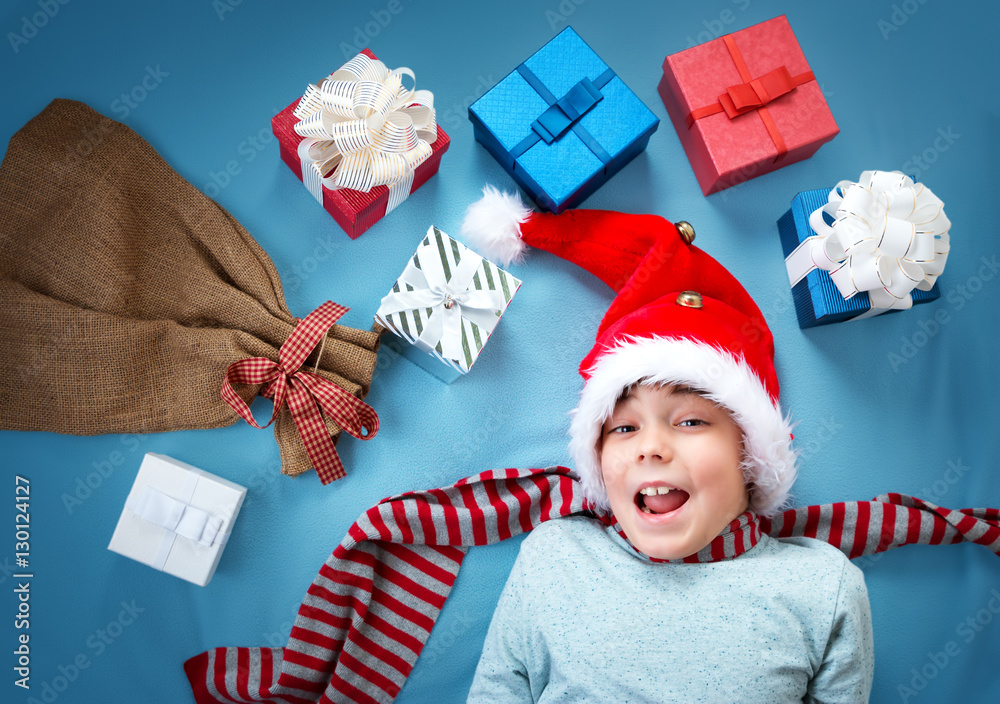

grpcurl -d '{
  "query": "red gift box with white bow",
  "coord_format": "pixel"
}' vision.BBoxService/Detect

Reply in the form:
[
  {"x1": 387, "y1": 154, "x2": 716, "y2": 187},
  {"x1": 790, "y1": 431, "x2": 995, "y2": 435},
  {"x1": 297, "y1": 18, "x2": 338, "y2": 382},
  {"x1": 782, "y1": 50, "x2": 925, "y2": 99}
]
[
  {"x1": 658, "y1": 15, "x2": 838, "y2": 195},
  {"x1": 271, "y1": 48, "x2": 450, "y2": 239}
]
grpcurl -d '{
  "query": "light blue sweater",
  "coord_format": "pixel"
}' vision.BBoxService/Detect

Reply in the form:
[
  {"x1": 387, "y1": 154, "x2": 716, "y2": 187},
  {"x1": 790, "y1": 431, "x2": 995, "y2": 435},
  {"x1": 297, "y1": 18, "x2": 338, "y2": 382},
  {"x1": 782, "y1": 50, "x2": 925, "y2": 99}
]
[{"x1": 468, "y1": 516, "x2": 873, "y2": 703}]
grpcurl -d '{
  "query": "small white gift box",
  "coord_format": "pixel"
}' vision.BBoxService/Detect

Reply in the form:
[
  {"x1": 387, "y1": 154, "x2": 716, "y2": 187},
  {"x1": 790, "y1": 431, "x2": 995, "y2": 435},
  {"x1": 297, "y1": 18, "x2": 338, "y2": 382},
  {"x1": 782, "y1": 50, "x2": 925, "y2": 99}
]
[{"x1": 108, "y1": 453, "x2": 246, "y2": 587}]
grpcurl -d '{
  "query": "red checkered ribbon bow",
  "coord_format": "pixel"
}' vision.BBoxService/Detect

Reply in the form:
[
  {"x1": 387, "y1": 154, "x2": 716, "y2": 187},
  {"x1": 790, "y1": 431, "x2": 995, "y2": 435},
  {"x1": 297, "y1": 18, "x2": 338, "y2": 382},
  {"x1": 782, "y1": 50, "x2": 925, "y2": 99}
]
[{"x1": 220, "y1": 301, "x2": 379, "y2": 484}]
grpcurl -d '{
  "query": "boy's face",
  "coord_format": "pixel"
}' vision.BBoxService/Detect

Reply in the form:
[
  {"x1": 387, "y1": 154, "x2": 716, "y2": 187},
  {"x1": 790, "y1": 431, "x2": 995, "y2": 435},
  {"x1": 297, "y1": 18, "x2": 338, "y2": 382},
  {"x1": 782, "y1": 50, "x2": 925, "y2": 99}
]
[{"x1": 599, "y1": 383, "x2": 748, "y2": 560}]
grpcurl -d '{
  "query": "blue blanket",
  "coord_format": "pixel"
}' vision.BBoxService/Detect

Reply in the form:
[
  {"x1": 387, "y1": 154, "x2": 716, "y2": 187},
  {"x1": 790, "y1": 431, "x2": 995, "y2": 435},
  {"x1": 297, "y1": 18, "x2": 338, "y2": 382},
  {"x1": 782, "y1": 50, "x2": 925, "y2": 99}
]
[{"x1": 1, "y1": 1, "x2": 997, "y2": 702}]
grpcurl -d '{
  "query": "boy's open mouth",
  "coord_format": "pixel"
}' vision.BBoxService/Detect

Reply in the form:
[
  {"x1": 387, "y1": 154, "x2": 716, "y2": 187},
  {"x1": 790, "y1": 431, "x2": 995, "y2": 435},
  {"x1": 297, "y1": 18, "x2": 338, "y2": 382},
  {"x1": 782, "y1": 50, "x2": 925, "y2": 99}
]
[{"x1": 635, "y1": 486, "x2": 690, "y2": 515}]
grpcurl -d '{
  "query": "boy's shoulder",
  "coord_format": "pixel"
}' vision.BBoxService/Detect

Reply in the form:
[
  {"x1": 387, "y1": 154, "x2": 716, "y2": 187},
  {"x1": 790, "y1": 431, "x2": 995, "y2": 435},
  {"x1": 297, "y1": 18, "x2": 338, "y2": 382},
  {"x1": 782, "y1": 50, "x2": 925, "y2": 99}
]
[
  {"x1": 523, "y1": 514, "x2": 601, "y2": 544},
  {"x1": 518, "y1": 515, "x2": 606, "y2": 559},
  {"x1": 767, "y1": 535, "x2": 866, "y2": 583},
  {"x1": 769, "y1": 535, "x2": 855, "y2": 560}
]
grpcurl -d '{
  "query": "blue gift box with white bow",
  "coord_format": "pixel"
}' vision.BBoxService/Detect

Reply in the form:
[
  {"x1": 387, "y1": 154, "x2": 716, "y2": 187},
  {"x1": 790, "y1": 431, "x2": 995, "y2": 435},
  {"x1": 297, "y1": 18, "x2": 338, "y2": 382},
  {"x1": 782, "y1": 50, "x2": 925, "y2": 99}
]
[
  {"x1": 778, "y1": 182, "x2": 946, "y2": 329},
  {"x1": 468, "y1": 27, "x2": 659, "y2": 213}
]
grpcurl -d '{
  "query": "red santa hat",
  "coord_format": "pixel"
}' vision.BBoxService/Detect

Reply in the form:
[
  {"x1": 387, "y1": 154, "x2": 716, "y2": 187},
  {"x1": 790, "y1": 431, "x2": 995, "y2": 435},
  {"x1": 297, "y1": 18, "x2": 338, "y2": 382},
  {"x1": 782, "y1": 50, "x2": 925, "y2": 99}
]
[{"x1": 461, "y1": 186, "x2": 797, "y2": 517}]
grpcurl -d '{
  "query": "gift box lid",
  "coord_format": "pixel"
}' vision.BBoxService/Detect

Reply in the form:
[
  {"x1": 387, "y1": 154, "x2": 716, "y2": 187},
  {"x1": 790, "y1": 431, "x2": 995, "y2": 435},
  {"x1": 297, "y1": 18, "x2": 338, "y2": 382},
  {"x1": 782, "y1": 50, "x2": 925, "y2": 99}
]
[
  {"x1": 661, "y1": 15, "x2": 838, "y2": 192},
  {"x1": 108, "y1": 453, "x2": 246, "y2": 587},
  {"x1": 470, "y1": 27, "x2": 659, "y2": 211}
]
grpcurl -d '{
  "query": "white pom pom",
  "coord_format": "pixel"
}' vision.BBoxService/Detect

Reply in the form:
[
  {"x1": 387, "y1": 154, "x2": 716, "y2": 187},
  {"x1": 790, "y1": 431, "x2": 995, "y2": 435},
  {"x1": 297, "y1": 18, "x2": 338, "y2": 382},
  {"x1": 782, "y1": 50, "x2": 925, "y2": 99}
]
[{"x1": 460, "y1": 185, "x2": 533, "y2": 267}]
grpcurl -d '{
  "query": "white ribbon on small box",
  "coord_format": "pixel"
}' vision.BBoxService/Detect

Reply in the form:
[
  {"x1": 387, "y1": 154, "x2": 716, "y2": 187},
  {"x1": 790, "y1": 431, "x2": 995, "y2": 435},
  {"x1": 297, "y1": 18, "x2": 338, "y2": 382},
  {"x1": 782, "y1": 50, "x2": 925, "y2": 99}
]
[
  {"x1": 377, "y1": 229, "x2": 510, "y2": 367},
  {"x1": 125, "y1": 472, "x2": 231, "y2": 572},
  {"x1": 785, "y1": 170, "x2": 951, "y2": 319},
  {"x1": 293, "y1": 53, "x2": 437, "y2": 214}
]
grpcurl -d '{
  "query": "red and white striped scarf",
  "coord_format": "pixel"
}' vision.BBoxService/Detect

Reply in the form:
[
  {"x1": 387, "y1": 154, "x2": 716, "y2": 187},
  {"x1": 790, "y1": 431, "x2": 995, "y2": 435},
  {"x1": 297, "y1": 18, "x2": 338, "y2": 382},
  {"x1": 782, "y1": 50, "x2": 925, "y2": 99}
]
[
  {"x1": 603, "y1": 509, "x2": 762, "y2": 563},
  {"x1": 185, "y1": 467, "x2": 1000, "y2": 704}
]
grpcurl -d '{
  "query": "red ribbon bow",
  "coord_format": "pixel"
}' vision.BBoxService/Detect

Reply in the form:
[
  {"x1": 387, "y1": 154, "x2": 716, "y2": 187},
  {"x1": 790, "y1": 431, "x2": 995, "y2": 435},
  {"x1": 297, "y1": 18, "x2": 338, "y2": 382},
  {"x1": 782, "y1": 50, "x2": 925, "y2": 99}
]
[
  {"x1": 684, "y1": 34, "x2": 816, "y2": 161},
  {"x1": 721, "y1": 64, "x2": 798, "y2": 117},
  {"x1": 221, "y1": 301, "x2": 379, "y2": 484}
]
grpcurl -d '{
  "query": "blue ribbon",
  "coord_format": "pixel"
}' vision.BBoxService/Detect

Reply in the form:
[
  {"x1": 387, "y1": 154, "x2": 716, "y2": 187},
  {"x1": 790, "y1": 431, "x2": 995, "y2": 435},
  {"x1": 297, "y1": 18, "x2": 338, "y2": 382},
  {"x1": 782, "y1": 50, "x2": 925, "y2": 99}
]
[
  {"x1": 532, "y1": 77, "x2": 603, "y2": 143},
  {"x1": 509, "y1": 65, "x2": 616, "y2": 164}
]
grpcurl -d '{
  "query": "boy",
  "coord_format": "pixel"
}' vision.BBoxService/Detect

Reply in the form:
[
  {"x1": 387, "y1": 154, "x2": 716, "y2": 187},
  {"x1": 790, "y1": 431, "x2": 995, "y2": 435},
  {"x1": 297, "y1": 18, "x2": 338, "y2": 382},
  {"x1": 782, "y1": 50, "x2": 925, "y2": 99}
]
[
  {"x1": 462, "y1": 187, "x2": 871, "y2": 701},
  {"x1": 467, "y1": 382, "x2": 871, "y2": 701}
]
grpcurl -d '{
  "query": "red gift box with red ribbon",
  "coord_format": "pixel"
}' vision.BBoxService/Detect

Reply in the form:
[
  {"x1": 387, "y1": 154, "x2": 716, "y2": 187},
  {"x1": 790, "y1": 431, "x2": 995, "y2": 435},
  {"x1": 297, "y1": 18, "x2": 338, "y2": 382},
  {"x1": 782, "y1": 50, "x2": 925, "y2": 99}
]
[
  {"x1": 271, "y1": 48, "x2": 450, "y2": 239},
  {"x1": 658, "y1": 15, "x2": 838, "y2": 195}
]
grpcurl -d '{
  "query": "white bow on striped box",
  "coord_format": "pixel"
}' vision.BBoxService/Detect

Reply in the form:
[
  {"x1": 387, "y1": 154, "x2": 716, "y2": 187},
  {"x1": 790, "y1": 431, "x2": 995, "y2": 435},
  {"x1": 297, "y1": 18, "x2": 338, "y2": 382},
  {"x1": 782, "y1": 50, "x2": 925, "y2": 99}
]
[{"x1": 375, "y1": 226, "x2": 522, "y2": 383}]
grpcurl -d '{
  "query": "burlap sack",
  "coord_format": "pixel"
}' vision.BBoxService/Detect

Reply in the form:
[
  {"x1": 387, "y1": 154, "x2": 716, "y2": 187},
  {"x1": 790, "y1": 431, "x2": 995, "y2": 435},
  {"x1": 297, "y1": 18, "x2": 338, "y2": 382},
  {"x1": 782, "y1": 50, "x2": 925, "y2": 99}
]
[{"x1": 0, "y1": 99, "x2": 380, "y2": 479}]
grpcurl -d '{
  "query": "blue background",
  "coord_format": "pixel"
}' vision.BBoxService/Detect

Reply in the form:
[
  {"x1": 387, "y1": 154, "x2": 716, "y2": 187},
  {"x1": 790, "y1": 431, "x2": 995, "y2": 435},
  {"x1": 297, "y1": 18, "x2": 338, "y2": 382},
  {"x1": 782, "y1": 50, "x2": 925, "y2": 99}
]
[{"x1": 2, "y1": 0, "x2": 998, "y2": 702}]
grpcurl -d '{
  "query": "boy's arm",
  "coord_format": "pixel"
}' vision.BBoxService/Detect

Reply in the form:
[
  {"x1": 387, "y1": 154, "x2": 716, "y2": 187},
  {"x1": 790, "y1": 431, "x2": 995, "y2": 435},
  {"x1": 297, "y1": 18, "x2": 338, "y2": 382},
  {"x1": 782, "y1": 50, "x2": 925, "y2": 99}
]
[
  {"x1": 806, "y1": 561, "x2": 875, "y2": 703},
  {"x1": 466, "y1": 554, "x2": 540, "y2": 703}
]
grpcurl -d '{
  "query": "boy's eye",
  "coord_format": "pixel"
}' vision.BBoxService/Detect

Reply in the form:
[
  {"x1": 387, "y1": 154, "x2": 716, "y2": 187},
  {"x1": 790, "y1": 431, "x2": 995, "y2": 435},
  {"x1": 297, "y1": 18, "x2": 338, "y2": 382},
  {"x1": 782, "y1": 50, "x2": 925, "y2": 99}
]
[
  {"x1": 607, "y1": 424, "x2": 636, "y2": 434},
  {"x1": 677, "y1": 418, "x2": 707, "y2": 427}
]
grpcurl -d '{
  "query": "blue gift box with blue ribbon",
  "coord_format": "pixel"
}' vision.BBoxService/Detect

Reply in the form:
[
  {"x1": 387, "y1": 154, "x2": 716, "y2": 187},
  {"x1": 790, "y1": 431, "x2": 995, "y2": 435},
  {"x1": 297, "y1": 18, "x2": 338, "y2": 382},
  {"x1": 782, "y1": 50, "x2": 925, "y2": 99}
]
[
  {"x1": 468, "y1": 27, "x2": 659, "y2": 213},
  {"x1": 778, "y1": 187, "x2": 941, "y2": 328}
]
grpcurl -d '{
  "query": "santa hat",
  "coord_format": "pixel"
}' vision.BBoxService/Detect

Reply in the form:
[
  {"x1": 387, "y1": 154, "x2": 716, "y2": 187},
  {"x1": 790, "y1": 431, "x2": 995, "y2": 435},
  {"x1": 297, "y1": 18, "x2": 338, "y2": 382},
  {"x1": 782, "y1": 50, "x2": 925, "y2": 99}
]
[{"x1": 460, "y1": 186, "x2": 797, "y2": 517}]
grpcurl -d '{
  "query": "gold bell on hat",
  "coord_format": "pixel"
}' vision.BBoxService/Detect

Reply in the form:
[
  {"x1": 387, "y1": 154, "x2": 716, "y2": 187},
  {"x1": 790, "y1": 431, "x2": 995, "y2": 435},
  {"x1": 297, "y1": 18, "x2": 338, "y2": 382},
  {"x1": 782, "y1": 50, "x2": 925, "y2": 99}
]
[
  {"x1": 676, "y1": 291, "x2": 703, "y2": 309},
  {"x1": 675, "y1": 221, "x2": 695, "y2": 245}
]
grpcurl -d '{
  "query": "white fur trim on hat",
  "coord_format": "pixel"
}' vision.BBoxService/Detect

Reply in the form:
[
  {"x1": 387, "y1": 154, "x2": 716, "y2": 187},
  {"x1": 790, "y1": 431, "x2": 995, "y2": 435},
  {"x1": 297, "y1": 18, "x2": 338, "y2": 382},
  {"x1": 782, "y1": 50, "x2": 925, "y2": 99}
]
[
  {"x1": 460, "y1": 185, "x2": 532, "y2": 267},
  {"x1": 568, "y1": 336, "x2": 798, "y2": 517}
]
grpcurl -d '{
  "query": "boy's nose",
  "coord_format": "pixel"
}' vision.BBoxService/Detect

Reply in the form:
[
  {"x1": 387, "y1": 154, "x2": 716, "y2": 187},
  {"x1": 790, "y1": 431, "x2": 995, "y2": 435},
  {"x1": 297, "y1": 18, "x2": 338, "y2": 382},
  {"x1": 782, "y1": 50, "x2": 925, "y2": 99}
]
[{"x1": 637, "y1": 427, "x2": 672, "y2": 463}]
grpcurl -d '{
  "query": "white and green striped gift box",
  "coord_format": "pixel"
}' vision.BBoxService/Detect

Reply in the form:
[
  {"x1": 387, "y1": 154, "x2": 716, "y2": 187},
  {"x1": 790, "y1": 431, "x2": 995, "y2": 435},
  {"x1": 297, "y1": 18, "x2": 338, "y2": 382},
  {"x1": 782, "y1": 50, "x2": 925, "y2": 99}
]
[{"x1": 375, "y1": 226, "x2": 521, "y2": 383}]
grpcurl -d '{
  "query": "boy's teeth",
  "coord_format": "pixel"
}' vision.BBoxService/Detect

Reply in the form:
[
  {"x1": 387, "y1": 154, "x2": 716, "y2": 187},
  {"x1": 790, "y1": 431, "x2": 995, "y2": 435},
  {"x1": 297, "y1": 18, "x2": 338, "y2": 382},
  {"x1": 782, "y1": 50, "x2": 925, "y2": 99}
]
[{"x1": 640, "y1": 486, "x2": 674, "y2": 495}]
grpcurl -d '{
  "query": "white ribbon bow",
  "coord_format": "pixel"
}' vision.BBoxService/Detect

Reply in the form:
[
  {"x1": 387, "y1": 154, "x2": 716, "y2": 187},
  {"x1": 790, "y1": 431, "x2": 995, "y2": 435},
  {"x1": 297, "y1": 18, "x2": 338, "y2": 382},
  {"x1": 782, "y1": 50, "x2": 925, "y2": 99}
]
[
  {"x1": 785, "y1": 170, "x2": 951, "y2": 318},
  {"x1": 127, "y1": 482, "x2": 228, "y2": 571},
  {"x1": 293, "y1": 53, "x2": 437, "y2": 213},
  {"x1": 377, "y1": 241, "x2": 508, "y2": 363}
]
